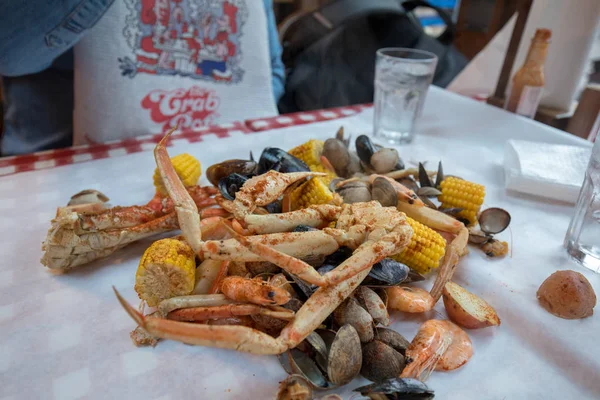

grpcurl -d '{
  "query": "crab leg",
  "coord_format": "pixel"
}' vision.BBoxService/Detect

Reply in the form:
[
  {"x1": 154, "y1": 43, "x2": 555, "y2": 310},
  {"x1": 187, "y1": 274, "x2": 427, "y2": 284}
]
[
  {"x1": 154, "y1": 130, "x2": 204, "y2": 255},
  {"x1": 429, "y1": 226, "x2": 469, "y2": 301},
  {"x1": 200, "y1": 231, "x2": 340, "y2": 262},
  {"x1": 114, "y1": 287, "x2": 288, "y2": 355},
  {"x1": 244, "y1": 204, "x2": 342, "y2": 234},
  {"x1": 115, "y1": 263, "x2": 370, "y2": 353},
  {"x1": 396, "y1": 201, "x2": 463, "y2": 234},
  {"x1": 158, "y1": 294, "x2": 236, "y2": 315},
  {"x1": 167, "y1": 304, "x2": 295, "y2": 322}
]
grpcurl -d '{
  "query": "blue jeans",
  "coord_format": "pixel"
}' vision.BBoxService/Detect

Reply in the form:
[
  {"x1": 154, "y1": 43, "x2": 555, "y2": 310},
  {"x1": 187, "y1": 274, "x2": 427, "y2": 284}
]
[{"x1": 0, "y1": 0, "x2": 285, "y2": 156}]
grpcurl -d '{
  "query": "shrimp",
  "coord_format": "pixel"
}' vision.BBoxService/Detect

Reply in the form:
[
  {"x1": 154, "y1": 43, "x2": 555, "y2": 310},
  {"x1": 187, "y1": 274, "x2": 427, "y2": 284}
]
[
  {"x1": 386, "y1": 286, "x2": 435, "y2": 313},
  {"x1": 219, "y1": 276, "x2": 291, "y2": 306},
  {"x1": 400, "y1": 319, "x2": 473, "y2": 381}
]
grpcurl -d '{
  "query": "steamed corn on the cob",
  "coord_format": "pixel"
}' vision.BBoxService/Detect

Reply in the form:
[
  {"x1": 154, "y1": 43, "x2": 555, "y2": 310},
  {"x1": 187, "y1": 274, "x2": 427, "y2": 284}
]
[
  {"x1": 438, "y1": 177, "x2": 485, "y2": 226},
  {"x1": 288, "y1": 139, "x2": 337, "y2": 184},
  {"x1": 393, "y1": 216, "x2": 446, "y2": 275},
  {"x1": 153, "y1": 153, "x2": 202, "y2": 195},
  {"x1": 134, "y1": 238, "x2": 196, "y2": 307},
  {"x1": 290, "y1": 177, "x2": 334, "y2": 211}
]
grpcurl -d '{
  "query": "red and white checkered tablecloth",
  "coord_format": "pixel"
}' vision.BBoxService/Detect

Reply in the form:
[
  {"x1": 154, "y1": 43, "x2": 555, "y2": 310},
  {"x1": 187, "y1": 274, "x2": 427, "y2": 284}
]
[{"x1": 0, "y1": 104, "x2": 371, "y2": 177}]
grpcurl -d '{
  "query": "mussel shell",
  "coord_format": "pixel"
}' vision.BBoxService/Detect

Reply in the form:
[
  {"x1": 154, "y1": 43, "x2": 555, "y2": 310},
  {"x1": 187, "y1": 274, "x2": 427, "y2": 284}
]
[
  {"x1": 333, "y1": 298, "x2": 374, "y2": 343},
  {"x1": 206, "y1": 159, "x2": 257, "y2": 187},
  {"x1": 288, "y1": 349, "x2": 333, "y2": 390},
  {"x1": 405, "y1": 270, "x2": 426, "y2": 283},
  {"x1": 353, "y1": 378, "x2": 434, "y2": 399},
  {"x1": 360, "y1": 340, "x2": 405, "y2": 383},
  {"x1": 435, "y1": 161, "x2": 444, "y2": 188},
  {"x1": 374, "y1": 327, "x2": 410, "y2": 356},
  {"x1": 371, "y1": 177, "x2": 398, "y2": 207},
  {"x1": 418, "y1": 162, "x2": 434, "y2": 188},
  {"x1": 363, "y1": 258, "x2": 409, "y2": 287},
  {"x1": 258, "y1": 147, "x2": 310, "y2": 173},
  {"x1": 327, "y1": 324, "x2": 363, "y2": 386},
  {"x1": 370, "y1": 148, "x2": 400, "y2": 175},
  {"x1": 356, "y1": 135, "x2": 377, "y2": 166},
  {"x1": 218, "y1": 173, "x2": 248, "y2": 200},
  {"x1": 323, "y1": 247, "x2": 353, "y2": 266},
  {"x1": 293, "y1": 225, "x2": 319, "y2": 232},
  {"x1": 478, "y1": 207, "x2": 511, "y2": 234},
  {"x1": 265, "y1": 201, "x2": 282, "y2": 214},
  {"x1": 397, "y1": 177, "x2": 419, "y2": 193}
]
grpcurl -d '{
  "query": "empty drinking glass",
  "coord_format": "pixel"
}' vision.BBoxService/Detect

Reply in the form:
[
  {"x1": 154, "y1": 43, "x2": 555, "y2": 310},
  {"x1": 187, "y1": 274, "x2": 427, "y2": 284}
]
[
  {"x1": 564, "y1": 121, "x2": 600, "y2": 272},
  {"x1": 373, "y1": 48, "x2": 438, "y2": 144}
]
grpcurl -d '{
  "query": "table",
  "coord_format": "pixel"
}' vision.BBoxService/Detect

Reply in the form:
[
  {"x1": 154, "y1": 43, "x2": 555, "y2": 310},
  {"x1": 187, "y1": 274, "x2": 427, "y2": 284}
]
[{"x1": 1, "y1": 87, "x2": 598, "y2": 400}]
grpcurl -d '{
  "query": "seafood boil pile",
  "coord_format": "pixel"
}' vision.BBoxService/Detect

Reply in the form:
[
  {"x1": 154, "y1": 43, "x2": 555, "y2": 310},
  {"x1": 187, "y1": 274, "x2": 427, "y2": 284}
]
[{"x1": 41, "y1": 128, "x2": 515, "y2": 399}]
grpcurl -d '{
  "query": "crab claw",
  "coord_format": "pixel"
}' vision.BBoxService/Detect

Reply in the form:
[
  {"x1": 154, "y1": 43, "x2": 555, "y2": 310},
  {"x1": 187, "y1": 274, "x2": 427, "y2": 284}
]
[{"x1": 232, "y1": 171, "x2": 326, "y2": 219}]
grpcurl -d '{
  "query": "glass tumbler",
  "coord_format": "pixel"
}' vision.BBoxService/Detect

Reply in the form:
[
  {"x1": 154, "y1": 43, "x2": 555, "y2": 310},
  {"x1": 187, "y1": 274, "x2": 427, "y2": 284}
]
[
  {"x1": 373, "y1": 48, "x2": 438, "y2": 144},
  {"x1": 565, "y1": 130, "x2": 600, "y2": 272}
]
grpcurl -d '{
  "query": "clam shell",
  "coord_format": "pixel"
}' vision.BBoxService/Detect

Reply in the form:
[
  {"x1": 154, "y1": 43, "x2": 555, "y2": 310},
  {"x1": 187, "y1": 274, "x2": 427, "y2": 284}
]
[
  {"x1": 371, "y1": 177, "x2": 398, "y2": 207},
  {"x1": 337, "y1": 181, "x2": 372, "y2": 204},
  {"x1": 68, "y1": 189, "x2": 109, "y2": 206},
  {"x1": 360, "y1": 340, "x2": 406, "y2": 382},
  {"x1": 323, "y1": 138, "x2": 361, "y2": 178},
  {"x1": 416, "y1": 187, "x2": 442, "y2": 198},
  {"x1": 206, "y1": 159, "x2": 257, "y2": 187},
  {"x1": 327, "y1": 324, "x2": 363, "y2": 386},
  {"x1": 355, "y1": 287, "x2": 389, "y2": 326},
  {"x1": 478, "y1": 207, "x2": 511, "y2": 234},
  {"x1": 370, "y1": 148, "x2": 400, "y2": 174},
  {"x1": 333, "y1": 298, "x2": 374, "y2": 342},
  {"x1": 374, "y1": 327, "x2": 410, "y2": 356},
  {"x1": 468, "y1": 229, "x2": 492, "y2": 245},
  {"x1": 276, "y1": 375, "x2": 313, "y2": 400},
  {"x1": 397, "y1": 177, "x2": 419, "y2": 192}
]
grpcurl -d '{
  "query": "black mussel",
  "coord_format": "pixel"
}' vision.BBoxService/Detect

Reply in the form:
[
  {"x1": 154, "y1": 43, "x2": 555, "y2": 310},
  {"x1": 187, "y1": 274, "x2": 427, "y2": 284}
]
[
  {"x1": 435, "y1": 161, "x2": 444, "y2": 188},
  {"x1": 363, "y1": 258, "x2": 409, "y2": 286},
  {"x1": 218, "y1": 173, "x2": 248, "y2": 200},
  {"x1": 418, "y1": 162, "x2": 434, "y2": 188},
  {"x1": 323, "y1": 247, "x2": 353, "y2": 266},
  {"x1": 317, "y1": 264, "x2": 336, "y2": 275},
  {"x1": 405, "y1": 270, "x2": 426, "y2": 283},
  {"x1": 265, "y1": 201, "x2": 282, "y2": 214},
  {"x1": 258, "y1": 147, "x2": 310, "y2": 173},
  {"x1": 354, "y1": 378, "x2": 435, "y2": 399},
  {"x1": 206, "y1": 159, "x2": 257, "y2": 187},
  {"x1": 293, "y1": 225, "x2": 319, "y2": 232},
  {"x1": 356, "y1": 135, "x2": 377, "y2": 167}
]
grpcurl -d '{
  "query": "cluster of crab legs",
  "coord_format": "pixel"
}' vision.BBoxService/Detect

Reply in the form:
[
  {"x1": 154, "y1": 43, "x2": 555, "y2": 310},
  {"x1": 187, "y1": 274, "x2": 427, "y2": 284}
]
[{"x1": 114, "y1": 131, "x2": 472, "y2": 380}]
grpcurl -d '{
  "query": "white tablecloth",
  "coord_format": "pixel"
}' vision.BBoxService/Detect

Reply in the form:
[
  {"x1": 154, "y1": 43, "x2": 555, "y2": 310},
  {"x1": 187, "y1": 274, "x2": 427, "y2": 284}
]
[{"x1": 1, "y1": 87, "x2": 598, "y2": 400}]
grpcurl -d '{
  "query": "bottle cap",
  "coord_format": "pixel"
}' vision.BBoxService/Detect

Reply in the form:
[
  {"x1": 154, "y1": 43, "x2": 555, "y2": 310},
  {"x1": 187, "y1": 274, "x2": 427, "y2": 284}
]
[{"x1": 534, "y1": 28, "x2": 552, "y2": 42}]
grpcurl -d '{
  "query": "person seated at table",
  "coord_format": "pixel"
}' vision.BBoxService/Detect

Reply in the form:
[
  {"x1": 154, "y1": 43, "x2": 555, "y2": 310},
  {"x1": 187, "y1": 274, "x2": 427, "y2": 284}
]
[{"x1": 0, "y1": 0, "x2": 285, "y2": 156}]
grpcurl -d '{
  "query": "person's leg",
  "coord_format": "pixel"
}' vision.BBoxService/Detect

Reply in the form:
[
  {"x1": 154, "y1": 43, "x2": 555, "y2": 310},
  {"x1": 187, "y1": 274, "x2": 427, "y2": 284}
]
[
  {"x1": 0, "y1": 0, "x2": 115, "y2": 155},
  {"x1": 1, "y1": 51, "x2": 75, "y2": 156}
]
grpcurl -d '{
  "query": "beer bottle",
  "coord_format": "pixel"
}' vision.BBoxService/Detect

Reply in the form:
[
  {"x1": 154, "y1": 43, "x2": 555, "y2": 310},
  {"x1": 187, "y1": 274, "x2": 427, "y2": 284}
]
[{"x1": 505, "y1": 28, "x2": 551, "y2": 118}]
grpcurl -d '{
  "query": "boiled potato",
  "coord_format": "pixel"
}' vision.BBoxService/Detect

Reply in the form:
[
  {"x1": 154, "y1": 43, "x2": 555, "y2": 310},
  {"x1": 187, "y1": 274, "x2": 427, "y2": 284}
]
[
  {"x1": 537, "y1": 270, "x2": 596, "y2": 320},
  {"x1": 443, "y1": 281, "x2": 501, "y2": 329}
]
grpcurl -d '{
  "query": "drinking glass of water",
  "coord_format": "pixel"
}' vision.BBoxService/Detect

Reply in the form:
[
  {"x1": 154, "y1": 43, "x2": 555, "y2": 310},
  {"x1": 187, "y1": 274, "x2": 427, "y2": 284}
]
[
  {"x1": 565, "y1": 132, "x2": 600, "y2": 272},
  {"x1": 373, "y1": 48, "x2": 438, "y2": 144}
]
